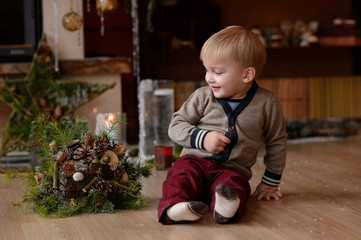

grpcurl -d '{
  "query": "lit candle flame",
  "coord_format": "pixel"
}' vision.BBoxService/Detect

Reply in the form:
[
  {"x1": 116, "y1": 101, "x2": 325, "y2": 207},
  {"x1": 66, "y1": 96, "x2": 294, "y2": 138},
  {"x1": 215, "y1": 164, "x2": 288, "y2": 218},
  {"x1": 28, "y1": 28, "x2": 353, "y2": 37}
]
[{"x1": 108, "y1": 113, "x2": 115, "y2": 121}]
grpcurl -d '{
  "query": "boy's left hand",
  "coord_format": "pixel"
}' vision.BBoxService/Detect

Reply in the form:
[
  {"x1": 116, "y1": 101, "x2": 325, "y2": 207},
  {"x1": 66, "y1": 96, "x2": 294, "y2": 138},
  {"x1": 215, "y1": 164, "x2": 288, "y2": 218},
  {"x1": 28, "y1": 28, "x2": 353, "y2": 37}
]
[{"x1": 251, "y1": 182, "x2": 283, "y2": 201}]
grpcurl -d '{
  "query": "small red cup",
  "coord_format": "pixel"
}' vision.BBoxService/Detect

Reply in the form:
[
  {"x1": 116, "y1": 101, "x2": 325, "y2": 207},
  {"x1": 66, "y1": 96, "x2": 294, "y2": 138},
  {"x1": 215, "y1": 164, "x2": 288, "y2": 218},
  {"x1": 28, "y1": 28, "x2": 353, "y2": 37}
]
[{"x1": 154, "y1": 145, "x2": 173, "y2": 169}]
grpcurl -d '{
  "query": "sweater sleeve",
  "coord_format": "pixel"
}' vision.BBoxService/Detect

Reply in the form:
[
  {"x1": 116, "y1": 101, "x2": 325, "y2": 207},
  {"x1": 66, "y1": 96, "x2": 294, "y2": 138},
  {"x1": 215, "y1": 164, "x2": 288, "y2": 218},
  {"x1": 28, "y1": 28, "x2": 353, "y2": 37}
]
[
  {"x1": 262, "y1": 94, "x2": 287, "y2": 187},
  {"x1": 168, "y1": 89, "x2": 209, "y2": 149}
]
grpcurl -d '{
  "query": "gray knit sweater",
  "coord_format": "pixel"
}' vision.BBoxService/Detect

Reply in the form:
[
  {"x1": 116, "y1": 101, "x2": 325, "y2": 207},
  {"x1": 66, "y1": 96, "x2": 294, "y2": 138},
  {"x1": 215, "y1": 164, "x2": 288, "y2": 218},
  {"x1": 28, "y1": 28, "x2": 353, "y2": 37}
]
[{"x1": 168, "y1": 81, "x2": 287, "y2": 187}]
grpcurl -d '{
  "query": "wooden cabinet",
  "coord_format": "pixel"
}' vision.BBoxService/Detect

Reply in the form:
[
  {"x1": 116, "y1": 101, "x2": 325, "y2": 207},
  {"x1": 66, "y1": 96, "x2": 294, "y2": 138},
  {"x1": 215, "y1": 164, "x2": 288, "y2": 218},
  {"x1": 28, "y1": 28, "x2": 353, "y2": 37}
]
[{"x1": 139, "y1": 0, "x2": 360, "y2": 80}]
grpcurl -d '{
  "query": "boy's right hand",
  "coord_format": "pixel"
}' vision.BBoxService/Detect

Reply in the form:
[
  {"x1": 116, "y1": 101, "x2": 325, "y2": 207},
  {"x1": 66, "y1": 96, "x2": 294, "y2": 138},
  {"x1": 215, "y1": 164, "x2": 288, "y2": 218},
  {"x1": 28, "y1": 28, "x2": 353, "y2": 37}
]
[{"x1": 203, "y1": 131, "x2": 231, "y2": 154}]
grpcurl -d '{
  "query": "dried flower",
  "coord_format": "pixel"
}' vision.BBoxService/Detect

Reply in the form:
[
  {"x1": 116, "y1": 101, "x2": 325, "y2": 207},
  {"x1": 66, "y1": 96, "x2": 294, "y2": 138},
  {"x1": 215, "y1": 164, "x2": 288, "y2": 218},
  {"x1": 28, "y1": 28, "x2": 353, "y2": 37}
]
[
  {"x1": 55, "y1": 151, "x2": 66, "y2": 163},
  {"x1": 34, "y1": 173, "x2": 45, "y2": 184},
  {"x1": 112, "y1": 145, "x2": 128, "y2": 157},
  {"x1": 87, "y1": 162, "x2": 101, "y2": 175},
  {"x1": 49, "y1": 141, "x2": 57, "y2": 149},
  {"x1": 61, "y1": 160, "x2": 76, "y2": 177}
]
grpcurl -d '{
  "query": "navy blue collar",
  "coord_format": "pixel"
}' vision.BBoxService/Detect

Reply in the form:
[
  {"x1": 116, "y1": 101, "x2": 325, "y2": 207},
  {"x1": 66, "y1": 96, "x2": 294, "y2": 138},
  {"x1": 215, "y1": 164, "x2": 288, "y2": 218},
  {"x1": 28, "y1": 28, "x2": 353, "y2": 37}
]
[{"x1": 216, "y1": 81, "x2": 259, "y2": 118}]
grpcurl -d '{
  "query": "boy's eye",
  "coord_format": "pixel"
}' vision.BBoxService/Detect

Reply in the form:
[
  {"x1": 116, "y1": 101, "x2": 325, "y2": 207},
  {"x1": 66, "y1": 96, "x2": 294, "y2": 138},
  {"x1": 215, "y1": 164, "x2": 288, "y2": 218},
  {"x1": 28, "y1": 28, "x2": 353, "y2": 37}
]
[{"x1": 203, "y1": 68, "x2": 223, "y2": 75}]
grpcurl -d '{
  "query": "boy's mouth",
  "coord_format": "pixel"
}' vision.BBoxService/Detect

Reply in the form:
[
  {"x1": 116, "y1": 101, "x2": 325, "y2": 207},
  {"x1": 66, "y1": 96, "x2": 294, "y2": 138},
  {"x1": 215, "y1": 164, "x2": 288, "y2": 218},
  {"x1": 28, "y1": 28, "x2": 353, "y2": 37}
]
[{"x1": 210, "y1": 86, "x2": 220, "y2": 91}]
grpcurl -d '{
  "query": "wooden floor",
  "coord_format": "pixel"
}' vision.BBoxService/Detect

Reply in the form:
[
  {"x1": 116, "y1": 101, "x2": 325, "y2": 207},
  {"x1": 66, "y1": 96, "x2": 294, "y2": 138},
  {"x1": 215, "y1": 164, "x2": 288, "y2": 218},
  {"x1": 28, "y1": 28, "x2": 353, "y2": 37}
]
[{"x1": 1, "y1": 136, "x2": 361, "y2": 240}]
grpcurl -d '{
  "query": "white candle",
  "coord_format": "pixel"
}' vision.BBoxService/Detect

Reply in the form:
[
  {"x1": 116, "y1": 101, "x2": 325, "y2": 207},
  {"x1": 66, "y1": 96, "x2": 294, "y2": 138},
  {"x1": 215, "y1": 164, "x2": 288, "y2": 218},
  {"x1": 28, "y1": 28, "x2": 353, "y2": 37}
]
[{"x1": 95, "y1": 112, "x2": 122, "y2": 142}]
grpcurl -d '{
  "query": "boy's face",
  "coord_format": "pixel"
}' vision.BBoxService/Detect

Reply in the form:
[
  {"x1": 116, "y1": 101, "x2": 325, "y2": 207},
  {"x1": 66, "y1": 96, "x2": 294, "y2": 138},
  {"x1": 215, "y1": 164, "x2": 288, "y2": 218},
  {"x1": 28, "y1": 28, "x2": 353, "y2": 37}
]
[{"x1": 202, "y1": 57, "x2": 252, "y2": 99}]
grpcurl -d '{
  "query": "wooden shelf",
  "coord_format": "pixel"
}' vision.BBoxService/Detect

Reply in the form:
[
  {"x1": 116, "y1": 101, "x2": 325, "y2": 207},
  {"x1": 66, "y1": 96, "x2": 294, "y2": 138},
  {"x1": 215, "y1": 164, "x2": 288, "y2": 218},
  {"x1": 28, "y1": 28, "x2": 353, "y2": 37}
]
[
  {"x1": 0, "y1": 57, "x2": 132, "y2": 78},
  {"x1": 59, "y1": 57, "x2": 132, "y2": 76},
  {"x1": 318, "y1": 36, "x2": 361, "y2": 47},
  {"x1": 140, "y1": 45, "x2": 359, "y2": 81}
]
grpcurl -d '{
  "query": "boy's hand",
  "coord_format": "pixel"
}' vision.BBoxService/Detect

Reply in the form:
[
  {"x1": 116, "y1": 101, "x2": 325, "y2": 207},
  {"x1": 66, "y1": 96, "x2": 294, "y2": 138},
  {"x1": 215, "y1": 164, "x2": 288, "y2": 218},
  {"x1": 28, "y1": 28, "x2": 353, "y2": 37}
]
[
  {"x1": 203, "y1": 131, "x2": 230, "y2": 154},
  {"x1": 251, "y1": 182, "x2": 283, "y2": 201}
]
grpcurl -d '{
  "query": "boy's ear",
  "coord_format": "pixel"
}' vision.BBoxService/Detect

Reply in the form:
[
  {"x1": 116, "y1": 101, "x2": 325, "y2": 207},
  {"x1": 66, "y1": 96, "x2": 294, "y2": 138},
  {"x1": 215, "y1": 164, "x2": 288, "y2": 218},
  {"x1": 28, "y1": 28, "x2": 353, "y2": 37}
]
[{"x1": 242, "y1": 67, "x2": 256, "y2": 83}]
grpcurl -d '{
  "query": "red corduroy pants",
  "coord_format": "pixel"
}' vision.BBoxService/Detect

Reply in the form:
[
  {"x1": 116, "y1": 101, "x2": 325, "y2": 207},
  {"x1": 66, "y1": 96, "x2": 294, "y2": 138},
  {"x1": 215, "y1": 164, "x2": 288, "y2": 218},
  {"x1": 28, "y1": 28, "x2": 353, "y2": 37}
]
[{"x1": 158, "y1": 155, "x2": 251, "y2": 223}]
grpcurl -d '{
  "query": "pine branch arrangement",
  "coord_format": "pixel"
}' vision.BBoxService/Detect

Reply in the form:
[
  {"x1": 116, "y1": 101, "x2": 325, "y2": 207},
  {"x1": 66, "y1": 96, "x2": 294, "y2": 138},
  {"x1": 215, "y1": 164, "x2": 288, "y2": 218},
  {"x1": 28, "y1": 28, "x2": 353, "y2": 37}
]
[{"x1": 6, "y1": 115, "x2": 154, "y2": 217}]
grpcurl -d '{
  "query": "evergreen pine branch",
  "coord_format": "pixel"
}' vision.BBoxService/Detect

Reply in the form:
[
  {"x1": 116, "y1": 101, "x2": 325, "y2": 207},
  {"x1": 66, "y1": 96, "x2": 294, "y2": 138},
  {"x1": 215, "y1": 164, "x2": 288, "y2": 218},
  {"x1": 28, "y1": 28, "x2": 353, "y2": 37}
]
[{"x1": 25, "y1": 84, "x2": 41, "y2": 113}]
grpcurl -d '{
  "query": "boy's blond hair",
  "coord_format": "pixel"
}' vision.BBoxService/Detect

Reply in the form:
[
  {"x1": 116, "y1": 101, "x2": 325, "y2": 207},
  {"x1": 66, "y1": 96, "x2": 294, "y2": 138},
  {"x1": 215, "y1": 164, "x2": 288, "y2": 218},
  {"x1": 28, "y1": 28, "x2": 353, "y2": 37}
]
[{"x1": 200, "y1": 25, "x2": 266, "y2": 79}]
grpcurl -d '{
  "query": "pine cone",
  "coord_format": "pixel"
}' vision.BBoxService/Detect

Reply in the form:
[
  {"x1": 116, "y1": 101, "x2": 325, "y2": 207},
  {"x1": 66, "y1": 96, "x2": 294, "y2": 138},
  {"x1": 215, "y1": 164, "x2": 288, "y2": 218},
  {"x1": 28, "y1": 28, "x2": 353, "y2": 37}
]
[
  {"x1": 69, "y1": 139, "x2": 81, "y2": 151},
  {"x1": 73, "y1": 145, "x2": 94, "y2": 162},
  {"x1": 92, "y1": 136, "x2": 110, "y2": 157},
  {"x1": 61, "y1": 160, "x2": 76, "y2": 177},
  {"x1": 100, "y1": 164, "x2": 113, "y2": 180},
  {"x1": 95, "y1": 181, "x2": 113, "y2": 197},
  {"x1": 87, "y1": 162, "x2": 101, "y2": 175},
  {"x1": 62, "y1": 184, "x2": 79, "y2": 199}
]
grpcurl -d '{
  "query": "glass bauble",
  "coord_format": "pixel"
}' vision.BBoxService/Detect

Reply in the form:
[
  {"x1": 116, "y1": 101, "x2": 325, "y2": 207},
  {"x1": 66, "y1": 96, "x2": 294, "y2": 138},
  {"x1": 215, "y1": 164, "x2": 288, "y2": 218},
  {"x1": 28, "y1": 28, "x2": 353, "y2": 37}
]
[{"x1": 62, "y1": 11, "x2": 82, "y2": 31}]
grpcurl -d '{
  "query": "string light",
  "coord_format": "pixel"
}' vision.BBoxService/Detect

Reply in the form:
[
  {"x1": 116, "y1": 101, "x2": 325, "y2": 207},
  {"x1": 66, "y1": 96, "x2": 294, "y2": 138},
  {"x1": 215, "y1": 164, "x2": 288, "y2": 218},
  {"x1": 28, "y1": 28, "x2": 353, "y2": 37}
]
[{"x1": 53, "y1": 0, "x2": 59, "y2": 72}]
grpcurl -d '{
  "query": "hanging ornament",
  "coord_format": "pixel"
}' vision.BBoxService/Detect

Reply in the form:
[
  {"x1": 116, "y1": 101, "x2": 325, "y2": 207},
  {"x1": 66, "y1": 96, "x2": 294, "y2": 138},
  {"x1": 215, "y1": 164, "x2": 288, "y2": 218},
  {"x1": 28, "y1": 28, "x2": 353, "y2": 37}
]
[
  {"x1": 63, "y1": 11, "x2": 82, "y2": 31},
  {"x1": 62, "y1": 0, "x2": 82, "y2": 31},
  {"x1": 96, "y1": 0, "x2": 118, "y2": 12},
  {"x1": 96, "y1": 0, "x2": 118, "y2": 36}
]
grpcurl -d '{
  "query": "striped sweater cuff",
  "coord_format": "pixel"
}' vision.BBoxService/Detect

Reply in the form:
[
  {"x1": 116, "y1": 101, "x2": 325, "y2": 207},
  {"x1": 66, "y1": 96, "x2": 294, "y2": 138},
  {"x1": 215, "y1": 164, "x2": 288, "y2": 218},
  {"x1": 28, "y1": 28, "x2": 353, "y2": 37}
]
[
  {"x1": 261, "y1": 170, "x2": 282, "y2": 187},
  {"x1": 190, "y1": 129, "x2": 209, "y2": 150}
]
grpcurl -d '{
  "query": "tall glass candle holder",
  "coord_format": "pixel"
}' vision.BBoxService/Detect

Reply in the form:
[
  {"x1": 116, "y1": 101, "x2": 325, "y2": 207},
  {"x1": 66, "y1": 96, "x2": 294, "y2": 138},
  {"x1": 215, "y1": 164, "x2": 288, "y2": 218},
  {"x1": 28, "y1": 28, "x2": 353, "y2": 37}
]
[
  {"x1": 153, "y1": 80, "x2": 174, "y2": 149},
  {"x1": 138, "y1": 79, "x2": 175, "y2": 161},
  {"x1": 138, "y1": 80, "x2": 156, "y2": 159}
]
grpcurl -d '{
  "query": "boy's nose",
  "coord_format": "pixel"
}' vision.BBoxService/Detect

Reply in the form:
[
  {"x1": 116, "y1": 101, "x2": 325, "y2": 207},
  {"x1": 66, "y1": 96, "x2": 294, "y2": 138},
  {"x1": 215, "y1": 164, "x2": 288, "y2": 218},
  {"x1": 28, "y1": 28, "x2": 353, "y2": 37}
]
[{"x1": 205, "y1": 72, "x2": 213, "y2": 83}]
